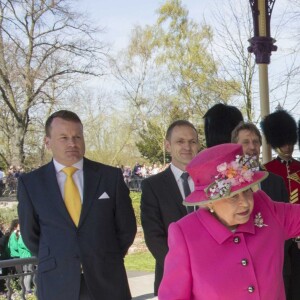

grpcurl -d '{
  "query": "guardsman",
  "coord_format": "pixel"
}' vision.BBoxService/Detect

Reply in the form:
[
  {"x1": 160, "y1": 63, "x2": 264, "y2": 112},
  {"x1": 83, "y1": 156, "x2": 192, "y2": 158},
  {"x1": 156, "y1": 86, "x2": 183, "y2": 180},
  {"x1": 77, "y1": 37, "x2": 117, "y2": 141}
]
[
  {"x1": 261, "y1": 109, "x2": 300, "y2": 204},
  {"x1": 261, "y1": 109, "x2": 300, "y2": 300}
]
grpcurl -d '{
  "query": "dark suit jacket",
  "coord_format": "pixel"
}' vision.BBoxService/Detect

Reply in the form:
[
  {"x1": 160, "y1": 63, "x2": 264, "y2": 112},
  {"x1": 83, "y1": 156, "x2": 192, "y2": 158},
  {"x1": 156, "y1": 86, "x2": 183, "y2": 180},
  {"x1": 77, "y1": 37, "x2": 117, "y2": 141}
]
[
  {"x1": 17, "y1": 158, "x2": 137, "y2": 300},
  {"x1": 261, "y1": 171, "x2": 289, "y2": 203},
  {"x1": 141, "y1": 166, "x2": 187, "y2": 295}
]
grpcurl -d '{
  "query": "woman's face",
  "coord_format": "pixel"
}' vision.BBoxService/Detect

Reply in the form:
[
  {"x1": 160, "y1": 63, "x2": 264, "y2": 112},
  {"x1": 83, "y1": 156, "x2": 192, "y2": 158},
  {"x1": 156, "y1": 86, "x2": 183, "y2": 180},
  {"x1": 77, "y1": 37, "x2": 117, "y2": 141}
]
[{"x1": 211, "y1": 189, "x2": 254, "y2": 229}]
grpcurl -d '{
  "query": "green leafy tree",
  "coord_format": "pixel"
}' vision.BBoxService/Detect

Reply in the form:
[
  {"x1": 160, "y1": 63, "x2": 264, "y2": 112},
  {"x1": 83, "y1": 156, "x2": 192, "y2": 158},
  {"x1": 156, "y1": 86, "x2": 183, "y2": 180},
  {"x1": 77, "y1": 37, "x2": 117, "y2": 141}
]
[
  {"x1": 113, "y1": 0, "x2": 240, "y2": 163},
  {"x1": 136, "y1": 121, "x2": 169, "y2": 165},
  {"x1": 136, "y1": 105, "x2": 191, "y2": 164},
  {"x1": 154, "y1": 0, "x2": 241, "y2": 117}
]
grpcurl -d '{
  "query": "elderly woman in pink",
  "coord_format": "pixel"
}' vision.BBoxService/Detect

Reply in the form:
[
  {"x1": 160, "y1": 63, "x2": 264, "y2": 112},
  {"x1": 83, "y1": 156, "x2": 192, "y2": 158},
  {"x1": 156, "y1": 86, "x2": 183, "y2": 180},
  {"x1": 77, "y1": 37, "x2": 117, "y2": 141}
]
[{"x1": 158, "y1": 143, "x2": 300, "y2": 300}]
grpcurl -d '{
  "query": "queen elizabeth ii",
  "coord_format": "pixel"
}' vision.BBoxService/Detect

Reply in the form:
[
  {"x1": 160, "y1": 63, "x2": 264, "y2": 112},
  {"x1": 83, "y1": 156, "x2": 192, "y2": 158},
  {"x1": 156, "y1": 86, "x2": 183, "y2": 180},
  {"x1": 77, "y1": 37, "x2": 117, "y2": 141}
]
[{"x1": 158, "y1": 143, "x2": 300, "y2": 300}]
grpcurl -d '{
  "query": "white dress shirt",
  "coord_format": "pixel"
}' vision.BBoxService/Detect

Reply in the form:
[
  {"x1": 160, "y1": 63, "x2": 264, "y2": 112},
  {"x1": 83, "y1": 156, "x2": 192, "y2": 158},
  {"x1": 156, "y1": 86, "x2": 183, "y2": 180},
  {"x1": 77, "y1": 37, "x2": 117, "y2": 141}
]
[
  {"x1": 53, "y1": 159, "x2": 84, "y2": 203},
  {"x1": 170, "y1": 163, "x2": 194, "y2": 200}
]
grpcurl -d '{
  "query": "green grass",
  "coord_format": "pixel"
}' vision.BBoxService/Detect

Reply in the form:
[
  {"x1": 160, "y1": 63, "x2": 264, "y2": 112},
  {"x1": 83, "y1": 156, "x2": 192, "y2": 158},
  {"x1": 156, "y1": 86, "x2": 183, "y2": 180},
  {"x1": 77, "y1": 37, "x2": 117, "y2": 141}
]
[
  {"x1": 127, "y1": 192, "x2": 155, "y2": 272},
  {"x1": 130, "y1": 191, "x2": 141, "y2": 226},
  {"x1": 125, "y1": 251, "x2": 155, "y2": 272}
]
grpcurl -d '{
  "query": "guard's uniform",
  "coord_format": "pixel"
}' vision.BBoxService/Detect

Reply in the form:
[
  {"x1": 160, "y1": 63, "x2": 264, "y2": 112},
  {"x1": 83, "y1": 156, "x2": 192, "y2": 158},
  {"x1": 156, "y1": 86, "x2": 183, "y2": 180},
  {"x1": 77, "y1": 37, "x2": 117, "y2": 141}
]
[
  {"x1": 264, "y1": 157, "x2": 300, "y2": 204},
  {"x1": 262, "y1": 109, "x2": 300, "y2": 300}
]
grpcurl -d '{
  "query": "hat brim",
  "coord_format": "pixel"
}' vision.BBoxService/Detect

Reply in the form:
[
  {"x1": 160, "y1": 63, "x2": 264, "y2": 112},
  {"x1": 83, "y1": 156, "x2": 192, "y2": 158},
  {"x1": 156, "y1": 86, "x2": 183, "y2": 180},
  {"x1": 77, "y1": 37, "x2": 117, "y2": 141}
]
[{"x1": 183, "y1": 171, "x2": 268, "y2": 206}]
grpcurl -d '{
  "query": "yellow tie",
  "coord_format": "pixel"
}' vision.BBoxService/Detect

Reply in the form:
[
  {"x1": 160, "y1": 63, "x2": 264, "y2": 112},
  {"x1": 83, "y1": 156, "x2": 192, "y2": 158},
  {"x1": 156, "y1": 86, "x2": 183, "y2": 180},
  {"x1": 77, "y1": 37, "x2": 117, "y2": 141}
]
[{"x1": 62, "y1": 167, "x2": 82, "y2": 226}]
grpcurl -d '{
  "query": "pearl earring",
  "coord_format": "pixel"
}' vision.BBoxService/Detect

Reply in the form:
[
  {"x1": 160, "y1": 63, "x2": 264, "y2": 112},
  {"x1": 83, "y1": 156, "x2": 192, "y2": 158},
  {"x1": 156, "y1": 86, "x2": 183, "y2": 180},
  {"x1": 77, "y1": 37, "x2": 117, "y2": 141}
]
[{"x1": 209, "y1": 207, "x2": 214, "y2": 213}]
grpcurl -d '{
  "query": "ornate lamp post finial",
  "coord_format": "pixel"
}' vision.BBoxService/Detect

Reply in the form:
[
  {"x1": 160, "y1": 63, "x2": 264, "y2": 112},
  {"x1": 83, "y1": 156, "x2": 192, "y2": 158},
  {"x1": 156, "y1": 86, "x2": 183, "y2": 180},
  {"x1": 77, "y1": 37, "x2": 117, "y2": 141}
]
[
  {"x1": 248, "y1": 0, "x2": 277, "y2": 163},
  {"x1": 248, "y1": 0, "x2": 277, "y2": 64}
]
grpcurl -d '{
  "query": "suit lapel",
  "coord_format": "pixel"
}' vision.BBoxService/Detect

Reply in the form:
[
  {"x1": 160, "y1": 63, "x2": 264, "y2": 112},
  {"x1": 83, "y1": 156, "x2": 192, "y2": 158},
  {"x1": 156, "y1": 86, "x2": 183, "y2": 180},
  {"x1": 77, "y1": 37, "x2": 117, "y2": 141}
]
[
  {"x1": 163, "y1": 167, "x2": 187, "y2": 216},
  {"x1": 79, "y1": 158, "x2": 102, "y2": 227},
  {"x1": 42, "y1": 162, "x2": 75, "y2": 226},
  {"x1": 260, "y1": 166, "x2": 268, "y2": 192}
]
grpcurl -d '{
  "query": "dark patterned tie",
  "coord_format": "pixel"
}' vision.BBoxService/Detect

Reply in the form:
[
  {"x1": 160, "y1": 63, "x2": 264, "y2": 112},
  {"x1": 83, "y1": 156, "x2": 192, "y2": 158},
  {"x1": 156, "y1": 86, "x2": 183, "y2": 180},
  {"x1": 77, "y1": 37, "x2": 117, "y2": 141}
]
[{"x1": 181, "y1": 172, "x2": 197, "y2": 213}]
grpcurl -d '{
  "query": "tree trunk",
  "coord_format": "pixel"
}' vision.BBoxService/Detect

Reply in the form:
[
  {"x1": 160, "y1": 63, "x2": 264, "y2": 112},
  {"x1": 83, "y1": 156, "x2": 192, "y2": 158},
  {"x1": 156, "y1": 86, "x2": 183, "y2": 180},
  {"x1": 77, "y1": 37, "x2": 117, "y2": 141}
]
[{"x1": 11, "y1": 123, "x2": 26, "y2": 166}]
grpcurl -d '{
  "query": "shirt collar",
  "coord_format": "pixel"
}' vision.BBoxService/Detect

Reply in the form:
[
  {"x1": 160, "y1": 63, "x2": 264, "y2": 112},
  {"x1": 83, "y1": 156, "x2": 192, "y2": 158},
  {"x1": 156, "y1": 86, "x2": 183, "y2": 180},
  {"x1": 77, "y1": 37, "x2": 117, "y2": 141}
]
[
  {"x1": 170, "y1": 163, "x2": 187, "y2": 182},
  {"x1": 53, "y1": 159, "x2": 84, "y2": 173},
  {"x1": 276, "y1": 156, "x2": 293, "y2": 165}
]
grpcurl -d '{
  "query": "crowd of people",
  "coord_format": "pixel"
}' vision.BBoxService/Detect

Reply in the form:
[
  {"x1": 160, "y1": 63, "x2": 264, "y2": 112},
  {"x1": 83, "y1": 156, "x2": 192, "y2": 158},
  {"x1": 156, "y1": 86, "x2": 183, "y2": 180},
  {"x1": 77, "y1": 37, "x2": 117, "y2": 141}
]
[
  {"x1": 121, "y1": 163, "x2": 167, "y2": 191},
  {"x1": 0, "y1": 165, "x2": 25, "y2": 196}
]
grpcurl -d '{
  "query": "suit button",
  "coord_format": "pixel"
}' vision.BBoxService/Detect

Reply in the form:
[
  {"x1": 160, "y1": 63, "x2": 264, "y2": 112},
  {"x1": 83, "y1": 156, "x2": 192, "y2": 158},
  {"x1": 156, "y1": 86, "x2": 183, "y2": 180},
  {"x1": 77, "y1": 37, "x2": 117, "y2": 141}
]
[
  {"x1": 248, "y1": 286, "x2": 255, "y2": 293},
  {"x1": 241, "y1": 259, "x2": 248, "y2": 266},
  {"x1": 233, "y1": 237, "x2": 240, "y2": 244}
]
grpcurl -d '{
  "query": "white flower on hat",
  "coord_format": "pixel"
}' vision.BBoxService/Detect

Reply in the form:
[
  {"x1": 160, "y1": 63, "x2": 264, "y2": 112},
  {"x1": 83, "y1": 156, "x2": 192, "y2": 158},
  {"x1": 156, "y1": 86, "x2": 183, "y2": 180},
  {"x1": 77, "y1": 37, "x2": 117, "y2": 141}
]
[
  {"x1": 205, "y1": 154, "x2": 259, "y2": 200},
  {"x1": 217, "y1": 162, "x2": 227, "y2": 173}
]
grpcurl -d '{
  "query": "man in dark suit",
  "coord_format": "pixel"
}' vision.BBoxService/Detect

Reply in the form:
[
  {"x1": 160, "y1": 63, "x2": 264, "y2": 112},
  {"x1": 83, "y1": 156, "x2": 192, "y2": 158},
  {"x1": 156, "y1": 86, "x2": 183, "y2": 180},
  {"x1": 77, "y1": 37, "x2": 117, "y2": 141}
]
[
  {"x1": 231, "y1": 121, "x2": 291, "y2": 298},
  {"x1": 17, "y1": 110, "x2": 137, "y2": 300},
  {"x1": 141, "y1": 120, "x2": 199, "y2": 296}
]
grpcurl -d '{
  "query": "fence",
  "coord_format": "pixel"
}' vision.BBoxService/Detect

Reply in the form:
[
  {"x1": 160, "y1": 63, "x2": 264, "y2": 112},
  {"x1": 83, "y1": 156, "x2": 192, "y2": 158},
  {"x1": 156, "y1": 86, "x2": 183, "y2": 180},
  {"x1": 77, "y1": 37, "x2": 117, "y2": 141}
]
[
  {"x1": 0, "y1": 257, "x2": 37, "y2": 300},
  {"x1": 0, "y1": 177, "x2": 18, "y2": 197},
  {"x1": 126, "y1": 177, "x2": 144, "y2": 192}
]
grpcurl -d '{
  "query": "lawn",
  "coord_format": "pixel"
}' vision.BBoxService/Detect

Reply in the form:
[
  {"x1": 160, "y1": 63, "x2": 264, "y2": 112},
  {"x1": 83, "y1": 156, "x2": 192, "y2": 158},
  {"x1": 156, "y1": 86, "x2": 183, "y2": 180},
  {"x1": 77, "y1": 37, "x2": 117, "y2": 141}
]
[
  {"x1": 125, "y1": 251, "x2": 155, "y2": 272},
  {"x1": 125, "y1": 192, "x2": 155, "y2": 272}
]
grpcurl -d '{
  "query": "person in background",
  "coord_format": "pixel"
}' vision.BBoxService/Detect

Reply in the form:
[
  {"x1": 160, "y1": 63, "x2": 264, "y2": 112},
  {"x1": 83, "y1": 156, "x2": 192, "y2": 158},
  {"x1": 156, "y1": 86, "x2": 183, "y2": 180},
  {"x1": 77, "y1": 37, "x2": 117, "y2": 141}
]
[
  {"x1": 0, "y1": 225, "x2": 9, "y2": 294},
  {"x1": 231, "y1": 121, "x2": 292, "y2": 298},
  {"x1": 18, "y1": 110, "x2": 136, "y2": 300},
  {"x1": 6, "y1": 219, "x2": 23, "y2": 276},
  {"x1": 261, "y1": 109, "x2": 300, "y2": 300},
  {"x1": 123, "y1": 166, "x2": 132, "y2": 187},
  {"x1": 203, "y1": 103, "x2": 244, "y2": 148},
  {"x1": 18, "y1": 234, "x2": 34, "y2": 294},
  {"x1": 0, "y1": 168, "x2": 4, "y2": 196},
  {"x1": 159, "y1": 143, "x2": 300, "y2": 300},
  {"x1": 6, "y1": 219, "x2": 20, "y2": 260},
  {"x1": 6, "y1": 167, "x2": 17, "y2": 195},
  {"x1": 141, "y1": 120, "x2": 199, "y2": 296},
  {"x1": 231, "y1": 122, "x2": 289, "y2": 202}
]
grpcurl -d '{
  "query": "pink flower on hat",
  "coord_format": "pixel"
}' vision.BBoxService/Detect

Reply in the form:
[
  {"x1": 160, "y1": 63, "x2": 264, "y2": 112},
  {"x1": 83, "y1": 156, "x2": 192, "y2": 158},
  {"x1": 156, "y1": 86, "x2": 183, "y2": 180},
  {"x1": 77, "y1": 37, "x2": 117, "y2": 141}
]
[
  {"x1": 184, "y1": 144, "x2": 268, "y2": 205},
  {"x1": 206, "y1": 155, "x2": 258, "y2": 200}
]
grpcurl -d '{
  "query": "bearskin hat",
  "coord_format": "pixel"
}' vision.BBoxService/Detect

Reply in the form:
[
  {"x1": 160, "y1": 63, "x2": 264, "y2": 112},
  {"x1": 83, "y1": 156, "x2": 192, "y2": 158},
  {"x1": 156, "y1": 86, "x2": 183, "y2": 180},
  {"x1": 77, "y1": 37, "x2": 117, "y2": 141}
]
[
  {"x1": 261, "y1": 110, "x2": 297, "y2": 149},
  {"x1": 203, "y1": 103, "x2": 244, "y2": 148},
  {"x1": 298, "y1": 119, "x2": 300, "y2": 149}
]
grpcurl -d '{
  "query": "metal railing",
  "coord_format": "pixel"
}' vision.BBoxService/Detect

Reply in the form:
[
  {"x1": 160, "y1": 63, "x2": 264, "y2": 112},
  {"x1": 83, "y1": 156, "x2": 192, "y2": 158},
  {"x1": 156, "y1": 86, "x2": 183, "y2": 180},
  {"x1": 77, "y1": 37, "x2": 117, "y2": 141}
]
[
  {"x1": 0, "y1": 257, "x2": 38, "y2": 300},
  {"x1": 0, "y1": 176, "x2": 18, "y2": 197},
  {"x1": 127, "y1": 177, "x2": 144, "y2": 192}
]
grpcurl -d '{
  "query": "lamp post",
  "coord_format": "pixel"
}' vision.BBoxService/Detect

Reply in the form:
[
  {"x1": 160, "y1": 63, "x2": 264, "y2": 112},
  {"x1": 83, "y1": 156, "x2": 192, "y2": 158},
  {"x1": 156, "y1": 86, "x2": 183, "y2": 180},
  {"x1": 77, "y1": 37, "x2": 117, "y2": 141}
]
[{"x1": 248, "y1": 0, "x2": 277, "y2": 163}]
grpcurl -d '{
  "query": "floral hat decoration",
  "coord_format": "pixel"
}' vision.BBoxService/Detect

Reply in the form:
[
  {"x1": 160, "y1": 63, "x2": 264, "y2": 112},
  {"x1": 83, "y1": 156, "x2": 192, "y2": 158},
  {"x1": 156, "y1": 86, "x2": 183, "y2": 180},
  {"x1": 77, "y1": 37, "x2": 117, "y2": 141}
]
[{"x1": 184, "y1": 143, "x2": 268, "y2": 206}]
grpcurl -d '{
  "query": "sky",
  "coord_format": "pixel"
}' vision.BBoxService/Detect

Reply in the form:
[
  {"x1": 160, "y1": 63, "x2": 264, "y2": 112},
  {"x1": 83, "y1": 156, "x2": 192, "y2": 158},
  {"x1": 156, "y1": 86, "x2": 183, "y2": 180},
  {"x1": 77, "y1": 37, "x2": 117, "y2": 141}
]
[
  {"x1": 76, "y1": 0, "x2": 292, "y2": 51},
  {"x1": 76, "y1": 0, "x2": 212, "y2": 51},
  {"x1": 74, "y1": 0, "x2": 300, "y2": 155}
]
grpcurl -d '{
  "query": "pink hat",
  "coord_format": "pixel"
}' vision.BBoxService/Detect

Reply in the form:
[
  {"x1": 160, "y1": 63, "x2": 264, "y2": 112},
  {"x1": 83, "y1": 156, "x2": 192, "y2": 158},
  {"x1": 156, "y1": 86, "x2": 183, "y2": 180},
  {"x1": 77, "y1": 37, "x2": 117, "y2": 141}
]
[{"x1": 184, "y1": 143, "x2": 268, "y2": 206}]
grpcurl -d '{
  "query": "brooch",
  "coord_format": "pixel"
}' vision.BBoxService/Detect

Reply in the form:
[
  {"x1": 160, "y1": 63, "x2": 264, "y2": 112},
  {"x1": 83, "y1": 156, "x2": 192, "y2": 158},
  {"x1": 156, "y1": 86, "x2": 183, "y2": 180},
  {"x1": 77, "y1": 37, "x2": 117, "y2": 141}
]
[{"x1": 254, "y1": 212, "x2": 268, "y2": 228}]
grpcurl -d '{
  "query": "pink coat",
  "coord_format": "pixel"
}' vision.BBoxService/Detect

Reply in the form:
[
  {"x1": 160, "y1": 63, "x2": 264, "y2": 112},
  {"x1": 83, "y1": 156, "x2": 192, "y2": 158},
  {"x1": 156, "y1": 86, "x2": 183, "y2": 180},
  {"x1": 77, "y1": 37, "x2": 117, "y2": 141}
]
[{"x1": 158, "y1": 190, "x2": 300, "y2": 300}]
